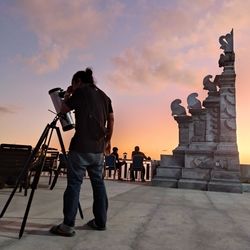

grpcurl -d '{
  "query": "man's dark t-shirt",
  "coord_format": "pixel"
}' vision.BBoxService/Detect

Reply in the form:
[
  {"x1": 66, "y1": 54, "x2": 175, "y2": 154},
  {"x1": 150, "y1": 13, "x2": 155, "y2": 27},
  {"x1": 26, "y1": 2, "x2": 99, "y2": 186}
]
[{"x1": 65, "y1": 85, "x2": 113, "y2": 153}]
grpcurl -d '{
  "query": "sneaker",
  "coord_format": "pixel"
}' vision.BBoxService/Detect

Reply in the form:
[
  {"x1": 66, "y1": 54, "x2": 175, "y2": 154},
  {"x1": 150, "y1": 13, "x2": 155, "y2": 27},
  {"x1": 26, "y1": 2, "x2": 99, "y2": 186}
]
[
  {"x1": 50, "y1": 224, "x2": 75, "y2": 237},
  {"x1": 87, "y1": 219, "x2": 106, "y2": 231}
]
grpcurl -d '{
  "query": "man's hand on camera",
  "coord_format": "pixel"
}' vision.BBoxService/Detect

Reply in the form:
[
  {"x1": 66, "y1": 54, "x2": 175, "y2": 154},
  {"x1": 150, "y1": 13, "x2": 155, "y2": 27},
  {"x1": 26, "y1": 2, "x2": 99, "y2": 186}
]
[
  {"x1": 64, "y1": 86, "x2": 73, "y2": 100},
  {"x1": 105, "y1": 141, "x2": 111, "y2": 155},
  {"x1": 66, "y1": 85, "x2": 73, "y2": 94}
]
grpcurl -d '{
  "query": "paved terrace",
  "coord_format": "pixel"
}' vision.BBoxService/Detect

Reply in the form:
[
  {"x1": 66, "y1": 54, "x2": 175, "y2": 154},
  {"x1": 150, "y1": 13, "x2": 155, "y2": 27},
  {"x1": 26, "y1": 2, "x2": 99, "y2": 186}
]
[{"x1": 1, "y1": 177, "x2": 250, "y2": 250}]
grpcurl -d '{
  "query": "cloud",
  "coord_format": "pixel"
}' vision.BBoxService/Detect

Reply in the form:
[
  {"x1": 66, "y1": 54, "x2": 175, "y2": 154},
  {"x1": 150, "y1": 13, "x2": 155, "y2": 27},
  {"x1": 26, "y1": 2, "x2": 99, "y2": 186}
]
[
  {"x1": 16, "y1": 0, "x2": 124, "y2": 74},
  {"x1": 107, "y1": 45, "x2": 197, "y2": 92},
  {"x1": 0, "y1": 106, "x2": 16, "y2": 114},
  {"x1": 13, "y1": 0, "x2": 250, "y2": 89},
  {"x1": 106, "y1": 0, "x2": 250, "y2": 92}
]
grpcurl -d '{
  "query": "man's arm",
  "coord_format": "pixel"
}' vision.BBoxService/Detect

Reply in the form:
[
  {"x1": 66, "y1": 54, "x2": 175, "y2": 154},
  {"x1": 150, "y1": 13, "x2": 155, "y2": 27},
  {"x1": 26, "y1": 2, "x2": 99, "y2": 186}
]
[
  {"x1": 60, "y1": 102, "x2": 71, "y2": 114},
  {"x1": 106, "y1": 113, "x2": 114, "y2": 141},
  {"x1": 105, "y1": 113, "x2": 114, "y2": 154},
  {"x1": 143, "y1": 153, "x2": 148, "y2": 160},
  {"x1": 60, "y1": 92, "x2": 72, "y2": 114},
  {"x1": 142, "y1": 152, "x2": 151, "y2": 160}
]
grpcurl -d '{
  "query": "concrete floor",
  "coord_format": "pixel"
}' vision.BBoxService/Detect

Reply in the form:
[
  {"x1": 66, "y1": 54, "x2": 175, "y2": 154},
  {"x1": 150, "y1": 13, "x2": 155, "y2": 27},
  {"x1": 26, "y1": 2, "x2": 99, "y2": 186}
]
[{"x1": 1, "y1": 177, "x2": 250, "y2": 250}]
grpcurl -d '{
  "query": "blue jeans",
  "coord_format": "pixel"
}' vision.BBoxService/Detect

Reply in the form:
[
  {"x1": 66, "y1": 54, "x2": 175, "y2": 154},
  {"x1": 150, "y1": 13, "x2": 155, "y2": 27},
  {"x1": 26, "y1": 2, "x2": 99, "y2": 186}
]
[{"x1": 63, "y1": 151, "x2": 108, "y2": 227}]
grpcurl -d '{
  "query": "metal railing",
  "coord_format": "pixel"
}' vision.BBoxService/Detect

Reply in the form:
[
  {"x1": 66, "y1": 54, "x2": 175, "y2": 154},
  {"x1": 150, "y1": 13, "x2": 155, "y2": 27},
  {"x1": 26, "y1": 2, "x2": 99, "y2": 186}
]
[
  {"x1": 103, "y1": 159, "x2": 158, "y2": 182},
  {"x1": 41, "y1": 158, "x2": 159, "y2": 183}
]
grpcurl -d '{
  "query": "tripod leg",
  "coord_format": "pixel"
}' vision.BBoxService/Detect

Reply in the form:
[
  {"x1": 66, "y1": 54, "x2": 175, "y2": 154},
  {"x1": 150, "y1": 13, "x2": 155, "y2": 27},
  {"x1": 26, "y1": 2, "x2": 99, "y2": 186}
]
[
  {"x1": 0, "y1": 124, "x2": 51, "y2": 218},
  {"x1": 19, "y1": 126, "x2": 55, "y2": 238},
  {"x1": 78, "y1": 202, "x2": 84, "y2": 219},
  {"x1": 43, "y1": 126, "x2": 55, "y2": 186},
  {"x1": 50, "y1": 127, "x2": 67, "y2": 190},
  {"x1": 48, "y1": 170, "x2": 52, "y2": 185},
  {"x1": 19, "y1": 188, "x2": 35, "y2": 239}
]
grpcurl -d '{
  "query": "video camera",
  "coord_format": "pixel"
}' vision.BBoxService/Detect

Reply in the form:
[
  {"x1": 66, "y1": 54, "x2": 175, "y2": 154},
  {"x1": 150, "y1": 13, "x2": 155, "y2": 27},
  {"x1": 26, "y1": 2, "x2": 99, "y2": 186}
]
[{"x1": 48, "y1": 88, "x2": 75, "y2": 131}]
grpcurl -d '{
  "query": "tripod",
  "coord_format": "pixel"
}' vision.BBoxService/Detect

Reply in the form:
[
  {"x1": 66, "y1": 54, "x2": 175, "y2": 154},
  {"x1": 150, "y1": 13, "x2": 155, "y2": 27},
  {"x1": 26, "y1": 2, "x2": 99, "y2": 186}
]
[{"x1": 0, "y1": 115, "x2": 83, "y2": 239}]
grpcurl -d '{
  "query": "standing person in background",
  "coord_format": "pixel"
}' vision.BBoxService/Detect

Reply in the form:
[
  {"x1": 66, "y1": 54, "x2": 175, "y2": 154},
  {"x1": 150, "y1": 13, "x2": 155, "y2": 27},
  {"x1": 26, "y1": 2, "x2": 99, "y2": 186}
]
[{"x1": 50, "y1": 67, "x2": 114, "y2": 237}]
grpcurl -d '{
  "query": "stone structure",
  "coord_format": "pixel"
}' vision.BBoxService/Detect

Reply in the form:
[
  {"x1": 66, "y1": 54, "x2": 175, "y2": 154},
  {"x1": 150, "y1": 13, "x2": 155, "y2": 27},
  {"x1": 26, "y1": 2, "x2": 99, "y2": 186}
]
[{"x1": 153, "y1": 29, "x2": 242, "y2": 193}]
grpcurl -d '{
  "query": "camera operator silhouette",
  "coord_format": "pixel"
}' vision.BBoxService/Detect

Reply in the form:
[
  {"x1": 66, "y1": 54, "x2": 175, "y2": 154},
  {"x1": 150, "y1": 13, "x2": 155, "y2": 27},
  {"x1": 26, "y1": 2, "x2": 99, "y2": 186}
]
[{"x1": 50, "y1": 67, "x2": 114, "y2": 236}]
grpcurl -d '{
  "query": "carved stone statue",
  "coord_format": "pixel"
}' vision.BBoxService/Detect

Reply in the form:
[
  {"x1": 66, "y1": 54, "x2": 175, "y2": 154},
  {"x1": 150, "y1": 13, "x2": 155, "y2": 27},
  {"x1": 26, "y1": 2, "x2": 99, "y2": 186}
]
[
  {"x1": 153, "y1": 30, "x2": 241, "y2": 193},
  {"x1": 171, "y1": 99, "x2": 186, "y2": 116},
  {"x1": 203, "y1": 75, "x2": 217, "y2": 93},
  {"x1": 218, "y1": 29, "x2": 235, "y2": 68},
  {"x1": 219, "y1": 53, "x2": 235, "y2": 68},
  {"x1": 219, "y1": 29, "x2": 234, "y2": 52},
  {"x1": 187, "y1": 93, "x2": 202, "y2": 109}
]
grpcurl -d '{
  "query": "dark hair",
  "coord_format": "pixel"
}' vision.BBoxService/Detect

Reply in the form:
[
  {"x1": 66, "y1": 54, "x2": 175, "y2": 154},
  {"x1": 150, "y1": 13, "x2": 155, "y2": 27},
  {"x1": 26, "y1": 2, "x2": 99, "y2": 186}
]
[
  {"x1": 112, "y1": 147, "x2": 118, "y2": 152},
  {"x1": 72, "y1": 67, "x2": 95, "y2": 86}
]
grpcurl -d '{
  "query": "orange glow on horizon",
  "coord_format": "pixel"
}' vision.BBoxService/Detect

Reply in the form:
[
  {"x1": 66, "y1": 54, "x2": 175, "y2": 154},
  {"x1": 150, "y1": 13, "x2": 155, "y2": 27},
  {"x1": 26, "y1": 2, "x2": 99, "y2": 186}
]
[{"x1": 1, "y1": 1, "x2": 250, "y2": 165}]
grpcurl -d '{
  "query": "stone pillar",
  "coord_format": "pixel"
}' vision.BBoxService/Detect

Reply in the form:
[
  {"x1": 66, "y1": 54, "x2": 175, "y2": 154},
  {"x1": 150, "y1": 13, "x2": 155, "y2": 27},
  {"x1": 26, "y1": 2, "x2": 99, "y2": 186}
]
[
  {"x1": 172, "y1": 115, "x2": 192, "y2": 165},
  {"x1": 153, "y1": 29, "x2": 242, "y2": 193},
  {"x1": 207, "y1": 30, "x2": 242, "y2": 193},
  {"x1": 152, "y1": 115, "x2": 191, "y2": 188},
  {"x1": 178, "y1": 108, "x2": 212, "y2": 191},
  {"x1": 217, "y1": 73, "x2": 237, "y2": 148},
  {"x1": 174, "y1": 116, "x2": 192, "y2": 149},
  {"x1": 202, "y1": 92, "x2": 220, "y2": 143},
  {"x1": 188, "y1": 108, "x2": 206, "y2": 143},
  {"x1": 184, "y1": 108, "x2": 211, "y2": 170}
]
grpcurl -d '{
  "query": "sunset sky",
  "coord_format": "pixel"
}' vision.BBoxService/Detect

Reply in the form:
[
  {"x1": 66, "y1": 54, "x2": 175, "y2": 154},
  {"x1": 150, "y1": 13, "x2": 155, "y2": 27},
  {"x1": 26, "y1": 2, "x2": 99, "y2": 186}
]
[{"x1": 1, "y1": 0, "x2": 250, "y2": 162}]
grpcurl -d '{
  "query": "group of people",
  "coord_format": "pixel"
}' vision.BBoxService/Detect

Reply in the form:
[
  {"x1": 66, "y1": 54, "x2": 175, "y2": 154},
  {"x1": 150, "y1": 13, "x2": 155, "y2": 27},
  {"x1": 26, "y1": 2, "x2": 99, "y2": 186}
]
[
  {"x1": 109, "y1": 146, "x2": 150, "y2": 182},
  {"x1": 49, "y1": 67, "x2": 150, "y2": 237}
]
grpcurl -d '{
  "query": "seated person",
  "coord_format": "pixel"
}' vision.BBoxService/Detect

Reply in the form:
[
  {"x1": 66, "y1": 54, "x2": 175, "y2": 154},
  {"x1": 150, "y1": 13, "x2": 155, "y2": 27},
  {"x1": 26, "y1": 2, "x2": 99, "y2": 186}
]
[
  {"x1": 130, "y1": 146, "x2": 150, "y2": 182},
  {"x1": 110, "y1": 147, "x2": 125, "y2": 180}
]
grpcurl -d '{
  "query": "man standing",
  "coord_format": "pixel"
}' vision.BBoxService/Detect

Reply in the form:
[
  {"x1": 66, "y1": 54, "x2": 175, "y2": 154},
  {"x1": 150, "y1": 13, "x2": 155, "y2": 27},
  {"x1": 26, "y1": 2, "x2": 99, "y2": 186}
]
[{"x1": 50, "y1": 68, "x2": 114, "y2": 236}]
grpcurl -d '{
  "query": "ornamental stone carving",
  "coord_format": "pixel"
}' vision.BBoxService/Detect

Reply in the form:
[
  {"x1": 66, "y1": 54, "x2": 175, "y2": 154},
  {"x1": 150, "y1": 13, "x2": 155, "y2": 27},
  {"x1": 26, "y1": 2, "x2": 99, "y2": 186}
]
[
  {"x1": 171, "y1": 99, "x2": 186, "y2": 116},
  {"x1": 218, "y1": 29, "x2": 235, "y2": 68},
  {"x1": 187, "y1": 93, "x2": 202, "y2": 109},
  {"x1": 203, "y1": 75, "x2": 217, "y2": 93},
  {"x1": 158, "y1": 29, "x2": 242, "y2": 193}
]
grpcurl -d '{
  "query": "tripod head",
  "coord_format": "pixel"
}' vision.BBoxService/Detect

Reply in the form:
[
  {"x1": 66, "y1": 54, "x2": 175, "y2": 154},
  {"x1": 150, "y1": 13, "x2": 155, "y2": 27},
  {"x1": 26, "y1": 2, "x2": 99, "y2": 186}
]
[{"x1": 47, "y1": 111, "x2": 61, "y2": 127}]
